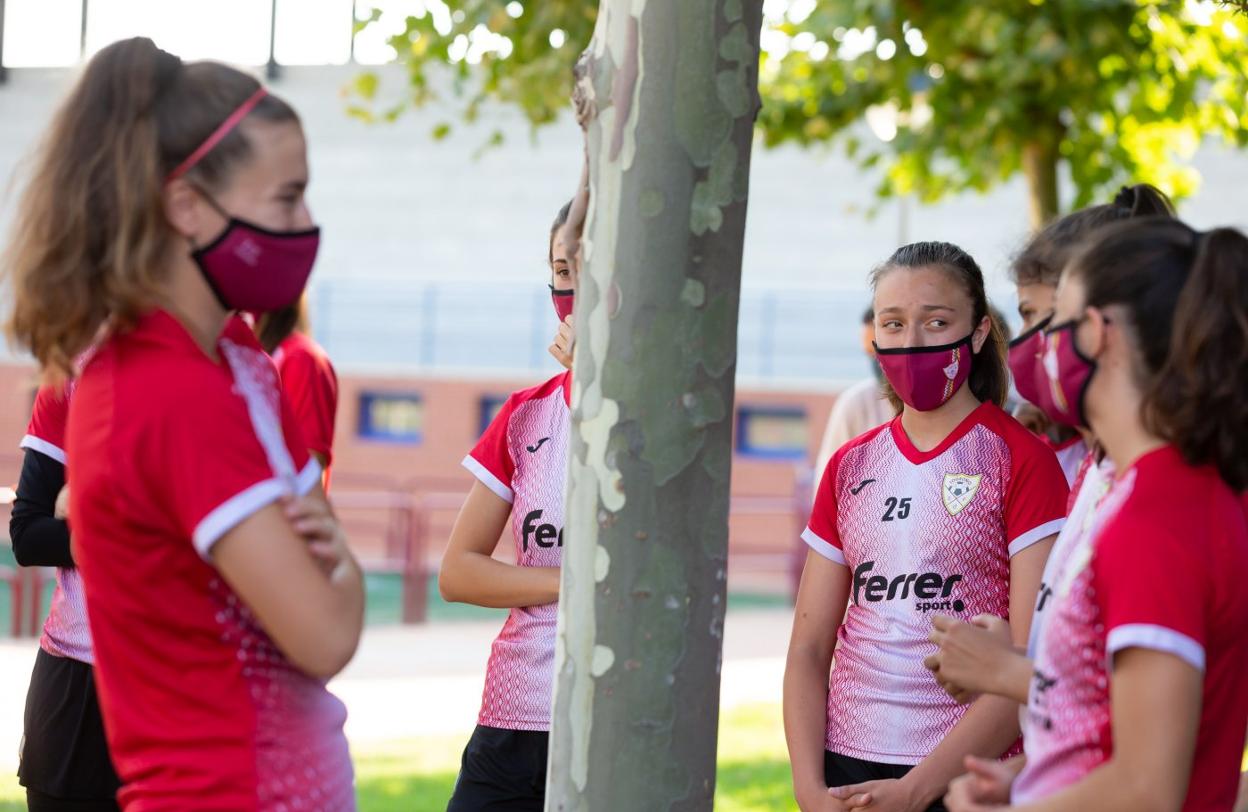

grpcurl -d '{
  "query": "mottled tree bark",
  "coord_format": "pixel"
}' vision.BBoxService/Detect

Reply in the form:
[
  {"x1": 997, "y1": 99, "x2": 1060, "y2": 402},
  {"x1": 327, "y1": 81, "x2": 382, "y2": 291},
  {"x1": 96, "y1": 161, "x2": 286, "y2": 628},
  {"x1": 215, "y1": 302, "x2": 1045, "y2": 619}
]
[{"x1": 545, "y1": 1, "x2": 763, "y2": 810}]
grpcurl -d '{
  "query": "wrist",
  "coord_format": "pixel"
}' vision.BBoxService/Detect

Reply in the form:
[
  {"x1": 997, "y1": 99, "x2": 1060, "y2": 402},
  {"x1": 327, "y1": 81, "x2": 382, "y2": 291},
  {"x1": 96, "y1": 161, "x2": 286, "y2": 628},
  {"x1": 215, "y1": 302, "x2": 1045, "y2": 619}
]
[
  {"x1": 898, "y1": 770, "x2": 943, "y2": 811},
  {"x1": 999, "y1": 650, "x2": 1033, "y2": 704}
]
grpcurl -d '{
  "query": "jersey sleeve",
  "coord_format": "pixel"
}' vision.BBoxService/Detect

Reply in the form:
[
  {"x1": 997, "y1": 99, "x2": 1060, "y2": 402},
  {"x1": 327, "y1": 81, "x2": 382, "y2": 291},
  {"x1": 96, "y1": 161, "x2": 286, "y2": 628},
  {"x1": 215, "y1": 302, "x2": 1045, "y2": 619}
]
[
  {"x1": 21, "y1": 384, "x2": 71, "y2": 464},
  {"x1": 1093, "y1": 513, "x2": 1207, "y2": 672},
  {"x1": 278, "y1": 347, "x2": 338, "y2": 466},
  {"x1": 143, "y1": 381, "x2": 313, "y2": 561},
  {"x1": 463, "y1": 395, "x2": 517, "y2": 504},
  {"x1": 801, "y1": 450, "x2": 845, "y2": 565},
  {"x1": 1003, "y1": 431, "x2": 1069, "y2": 557}
]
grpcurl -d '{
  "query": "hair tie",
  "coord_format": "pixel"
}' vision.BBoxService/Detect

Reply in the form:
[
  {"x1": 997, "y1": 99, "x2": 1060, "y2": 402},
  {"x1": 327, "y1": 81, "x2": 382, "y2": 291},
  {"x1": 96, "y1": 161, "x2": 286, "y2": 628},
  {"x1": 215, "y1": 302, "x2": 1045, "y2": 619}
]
[{"x1": 1112, "y1": 185, "x2": 1136, "y2": 211}]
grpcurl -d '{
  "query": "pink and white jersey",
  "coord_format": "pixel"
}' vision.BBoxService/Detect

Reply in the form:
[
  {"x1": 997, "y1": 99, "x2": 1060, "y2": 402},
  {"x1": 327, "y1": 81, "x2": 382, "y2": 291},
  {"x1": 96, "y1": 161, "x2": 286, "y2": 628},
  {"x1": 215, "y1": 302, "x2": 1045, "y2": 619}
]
[
  {"x1": 804, "y1": 403, "x2": 1068, "y2": 764},
  {"x1": 1025, "y1": 456, "x2": 1113, "y2": 659},
  {"x1": 462, "y1": 371, "x2": 571, "y2": 731},
  {"x1": 1013, "y1": 446, "x2": 1248, "y2": 810},
  {"x1": 20, "y1": 383, "x2": 93, "y2": 665}
]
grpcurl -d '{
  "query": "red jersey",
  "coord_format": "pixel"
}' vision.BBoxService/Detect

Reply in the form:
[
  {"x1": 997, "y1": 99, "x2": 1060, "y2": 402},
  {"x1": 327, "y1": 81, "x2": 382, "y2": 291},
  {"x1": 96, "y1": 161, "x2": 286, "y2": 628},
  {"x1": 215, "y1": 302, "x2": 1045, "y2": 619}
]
[
  {"x1": 67, "y1": 311, "x2": 352, "y2": 811},
  {"x1": 21, "y1": 383, "x2": 93, "y2": 664},
  {"x1": 804, "y1": 402, "x2": 1068, "y2": 763},
  {"x1": 272, "y1": 331, "x2": 338, "y2": 472},
  {"x1": 1014, "y1": 446, "x2": 1248, "y2": 810},
  {"x1": 462, "y1": 371, "x2": 570, "y2": 731}
]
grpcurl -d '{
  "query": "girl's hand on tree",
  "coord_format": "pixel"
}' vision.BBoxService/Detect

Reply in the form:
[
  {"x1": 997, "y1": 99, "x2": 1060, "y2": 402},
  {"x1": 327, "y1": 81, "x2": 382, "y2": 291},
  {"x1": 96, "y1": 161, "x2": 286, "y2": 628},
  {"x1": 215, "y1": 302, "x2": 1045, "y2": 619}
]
[{"x1": 548, "y1": 315, "x2": 575, "y2": 370}]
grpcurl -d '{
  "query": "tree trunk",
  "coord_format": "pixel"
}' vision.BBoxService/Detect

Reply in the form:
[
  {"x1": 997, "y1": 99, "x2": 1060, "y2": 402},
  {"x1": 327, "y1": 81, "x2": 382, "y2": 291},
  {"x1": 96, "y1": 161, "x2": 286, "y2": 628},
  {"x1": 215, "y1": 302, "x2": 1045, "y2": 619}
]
[
  {"x1": 1022, "y1": 136, "x2": 1060, "y2": 230},
  {"x1": 545, "y1": 2, "x2": 763, "y2": 810}
]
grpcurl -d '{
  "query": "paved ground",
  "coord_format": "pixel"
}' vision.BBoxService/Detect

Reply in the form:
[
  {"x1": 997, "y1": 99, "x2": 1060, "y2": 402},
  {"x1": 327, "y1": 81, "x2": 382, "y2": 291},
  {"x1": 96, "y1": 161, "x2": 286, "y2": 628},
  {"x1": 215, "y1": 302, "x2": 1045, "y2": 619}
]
[{"x1": 0, "y1": 608, "x2": 792, "y2": 769}]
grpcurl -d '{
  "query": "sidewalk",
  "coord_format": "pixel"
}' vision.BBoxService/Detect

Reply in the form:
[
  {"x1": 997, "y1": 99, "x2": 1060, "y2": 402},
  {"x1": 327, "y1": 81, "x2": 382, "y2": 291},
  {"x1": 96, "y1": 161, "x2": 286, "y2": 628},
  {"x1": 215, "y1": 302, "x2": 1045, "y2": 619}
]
[{"x1": 0, "y1": 608, "x2": 791, "y2": 768}]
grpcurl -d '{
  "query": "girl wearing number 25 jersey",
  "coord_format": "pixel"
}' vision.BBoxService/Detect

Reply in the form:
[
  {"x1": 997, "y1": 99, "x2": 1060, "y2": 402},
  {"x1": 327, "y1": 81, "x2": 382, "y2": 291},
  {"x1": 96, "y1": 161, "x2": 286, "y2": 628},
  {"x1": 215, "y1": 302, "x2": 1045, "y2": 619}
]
[{"x1": 785, "y1": 242, "x2": 1068, "y2": 812}]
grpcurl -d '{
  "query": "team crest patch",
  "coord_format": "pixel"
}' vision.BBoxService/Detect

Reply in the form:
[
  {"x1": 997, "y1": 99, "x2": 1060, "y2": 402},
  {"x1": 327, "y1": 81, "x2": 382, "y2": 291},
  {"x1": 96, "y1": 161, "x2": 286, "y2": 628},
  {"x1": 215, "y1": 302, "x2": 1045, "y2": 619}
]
[{"x1": 942, "y1": 473, "x2": 982, "y2": 516}]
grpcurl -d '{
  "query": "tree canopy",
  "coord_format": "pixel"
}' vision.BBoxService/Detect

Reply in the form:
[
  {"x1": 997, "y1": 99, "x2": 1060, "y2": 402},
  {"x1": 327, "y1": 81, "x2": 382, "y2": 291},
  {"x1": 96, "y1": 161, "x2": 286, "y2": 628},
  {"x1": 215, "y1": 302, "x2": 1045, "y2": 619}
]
[{"x1": 351, "y1": 0, "x2": 1248, "y2": 225}]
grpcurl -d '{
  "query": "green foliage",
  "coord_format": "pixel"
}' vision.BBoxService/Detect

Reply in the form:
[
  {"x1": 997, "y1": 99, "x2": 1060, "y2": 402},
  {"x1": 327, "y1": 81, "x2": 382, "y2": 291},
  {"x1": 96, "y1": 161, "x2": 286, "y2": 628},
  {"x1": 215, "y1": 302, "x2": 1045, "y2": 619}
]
[
  {"x1": 354, "y1": 1, "x2": 1248, "y2": 218},
  {"x1": 762, "y1": 0, "x2": 1248, "y2": 215}
]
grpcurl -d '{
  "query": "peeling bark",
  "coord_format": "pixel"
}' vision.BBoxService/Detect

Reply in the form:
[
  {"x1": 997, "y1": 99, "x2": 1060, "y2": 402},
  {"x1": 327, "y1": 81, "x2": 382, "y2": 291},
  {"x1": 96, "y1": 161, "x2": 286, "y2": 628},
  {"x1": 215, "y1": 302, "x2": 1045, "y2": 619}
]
[{"x1": 546, "y1": 2, "x2": 763, "y2": 810}]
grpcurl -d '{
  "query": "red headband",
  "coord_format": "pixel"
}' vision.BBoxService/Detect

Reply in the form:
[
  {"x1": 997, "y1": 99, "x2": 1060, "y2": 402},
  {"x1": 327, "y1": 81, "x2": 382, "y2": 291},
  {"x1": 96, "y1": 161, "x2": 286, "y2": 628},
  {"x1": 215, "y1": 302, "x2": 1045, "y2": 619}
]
[{"x1": 166, "y1": 87, "x2": 269, "y2": 182}]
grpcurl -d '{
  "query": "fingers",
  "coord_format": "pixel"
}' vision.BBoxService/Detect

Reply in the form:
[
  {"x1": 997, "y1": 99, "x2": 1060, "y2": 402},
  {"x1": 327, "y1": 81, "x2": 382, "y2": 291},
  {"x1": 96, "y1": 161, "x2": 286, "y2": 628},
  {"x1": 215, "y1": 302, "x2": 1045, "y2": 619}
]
[
  {"x1": 292, "y1": 515, "x2": 337, "y2": 542},
  {"x1": 964, "y1": 756, "x2": 1000, "y2": 779},
  {"x1": 826, "y1": 787, "x2": 872, "y2": 808},
  {"x1": 931, "y1": 613, "x2": 958, "y2": 632},
  {"x1": 971, "y1": 614, "x2": 1008, "y2": 632},
  {"x1": 923, "y1": 652, "x2": 941, "y2": 672}
]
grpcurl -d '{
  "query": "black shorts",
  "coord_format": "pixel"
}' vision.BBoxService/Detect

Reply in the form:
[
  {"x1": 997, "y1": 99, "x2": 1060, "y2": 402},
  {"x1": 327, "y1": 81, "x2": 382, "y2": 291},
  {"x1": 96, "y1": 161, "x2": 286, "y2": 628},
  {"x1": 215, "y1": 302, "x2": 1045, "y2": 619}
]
[
  {"x1": 446, "y1": 725, "x2": 548, "y2": 811},
  {"x1": 825, "y1": 751, "x2": 948, "y2": 812},
  {"x1": 19, "y1": 648, "x2": 121, "y2": 805}
]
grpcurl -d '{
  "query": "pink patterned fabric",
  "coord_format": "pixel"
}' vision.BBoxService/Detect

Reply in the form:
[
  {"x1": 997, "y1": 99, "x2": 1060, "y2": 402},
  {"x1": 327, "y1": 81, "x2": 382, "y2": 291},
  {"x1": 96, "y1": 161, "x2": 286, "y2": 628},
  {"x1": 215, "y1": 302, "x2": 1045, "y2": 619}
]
[
  {"x1": 804, "y1": 403, "x2": 1068, "y2": 763},
  {"x1": 462, "y1": 371, "x2": 571, "y2": 731}
]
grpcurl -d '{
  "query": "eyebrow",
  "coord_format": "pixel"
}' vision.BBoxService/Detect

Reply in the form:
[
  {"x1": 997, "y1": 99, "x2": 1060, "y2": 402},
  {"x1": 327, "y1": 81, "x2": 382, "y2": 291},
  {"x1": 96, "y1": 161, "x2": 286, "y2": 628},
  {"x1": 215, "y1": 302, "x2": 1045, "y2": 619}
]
[{"x1": 876, "y1": 304, "x2": 956, "y2": 315}]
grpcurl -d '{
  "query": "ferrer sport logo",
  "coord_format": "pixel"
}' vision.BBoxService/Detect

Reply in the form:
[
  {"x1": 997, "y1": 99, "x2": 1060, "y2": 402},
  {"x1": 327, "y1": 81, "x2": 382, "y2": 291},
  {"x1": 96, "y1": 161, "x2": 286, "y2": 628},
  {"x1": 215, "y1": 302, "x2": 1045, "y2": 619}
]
[{"x1": 942, "y1": 472, "x2": 982, "y2": 516}]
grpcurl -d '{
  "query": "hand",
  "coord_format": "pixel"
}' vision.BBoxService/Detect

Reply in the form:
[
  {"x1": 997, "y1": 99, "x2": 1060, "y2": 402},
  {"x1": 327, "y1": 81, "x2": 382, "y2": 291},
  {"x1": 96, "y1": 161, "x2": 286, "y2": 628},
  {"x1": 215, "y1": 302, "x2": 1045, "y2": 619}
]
[
  {"x1": 284, "y1": 494, "x2": 353, "y2": 580},
  {"x1": 926, "y1": 614, "x2": 1016, "y2": 703},
  {"x1": 944, "y1": 756, "x2": 1016, "y2": 812},
  {"x1": 795, "y1": 780, "x2": 871, "y2": 812},
  {"x1": 548, "y1": 315, "x2": 575, "y2": 369},
  {"x1": 829, "y1": 778, "x2": 921, "y2": 812},
  {"x1": 571, "y1": 48, "x2": 595, "y2": 130},
  {"x1": 54, "y1": 484, "x2": 70, "y2": 520}
]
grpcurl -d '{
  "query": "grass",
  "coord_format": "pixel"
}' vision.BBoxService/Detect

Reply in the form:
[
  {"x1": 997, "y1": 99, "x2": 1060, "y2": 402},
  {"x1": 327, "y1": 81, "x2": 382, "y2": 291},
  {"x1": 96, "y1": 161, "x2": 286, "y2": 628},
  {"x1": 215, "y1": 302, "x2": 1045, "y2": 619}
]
[{"x1": 0, "y1": 704, "x2": 795, "y2": 811}]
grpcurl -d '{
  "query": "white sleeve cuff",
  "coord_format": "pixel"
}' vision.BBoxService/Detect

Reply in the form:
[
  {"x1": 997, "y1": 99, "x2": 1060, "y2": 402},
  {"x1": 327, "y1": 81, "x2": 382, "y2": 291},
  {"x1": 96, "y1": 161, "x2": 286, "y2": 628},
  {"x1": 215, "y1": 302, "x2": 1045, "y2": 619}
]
[
  {"x1": 295, "y1": 459, "x2": 322, "y2": 496},
  {"x1": 1107, "y1": 624, "x2": 1206, "y2": 673},
  {"x1": 462, "y1": 455, "x2": 513, "y2": 504},
  {"x1": 801, "y1": 527, "x2": 846, "y2": 566},
  {"x1": 20, "y1": 435, "x2": 66, "y2": 465},
  {"x1": 1008, "y1": 518, "x2": 1065, "y2": 557},
  {"x1": 193, "y1": 478, "x2": 289, "y2": 560}
]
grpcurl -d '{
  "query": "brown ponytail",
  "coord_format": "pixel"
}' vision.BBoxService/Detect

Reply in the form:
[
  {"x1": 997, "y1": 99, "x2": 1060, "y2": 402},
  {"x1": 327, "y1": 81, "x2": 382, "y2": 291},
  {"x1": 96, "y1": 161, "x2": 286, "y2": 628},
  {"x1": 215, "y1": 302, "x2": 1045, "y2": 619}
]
[
  {"x1": 1146, "y1": 227, "x2": 1248, "y2": 490},
  {"x1": 2, "y1": 37, "x2": 298, "y2": 379},
  {"x1": 1069, "y1": 218, "x2": 1248, "y2": 490},
  {"x1": 1011, "y1": 184, "x2": 1175, "y2": 287},
  {"x1": 255, "y1": 295, "x2": 309, "y2": 355}
]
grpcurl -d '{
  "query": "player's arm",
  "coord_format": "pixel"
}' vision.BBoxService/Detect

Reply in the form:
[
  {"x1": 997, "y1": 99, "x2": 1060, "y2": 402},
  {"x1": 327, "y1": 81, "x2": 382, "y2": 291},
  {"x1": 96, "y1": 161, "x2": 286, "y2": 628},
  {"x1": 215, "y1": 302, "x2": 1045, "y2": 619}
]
[
  {"x1": 785, "y1": 550, "x2": 854, "y2": 811},
  {"x1": 212, "y1": 493, "x2": 364, "y2": 680},
  {"x1": 10, "y1": 448, "x2": 74, "y2": 568},
  {"x1": 1011, "y1": 648, "x2": 1201, "y2": 812},
  {"x1": 438, "y1": 481, "x2": 560, "y2": 608}
]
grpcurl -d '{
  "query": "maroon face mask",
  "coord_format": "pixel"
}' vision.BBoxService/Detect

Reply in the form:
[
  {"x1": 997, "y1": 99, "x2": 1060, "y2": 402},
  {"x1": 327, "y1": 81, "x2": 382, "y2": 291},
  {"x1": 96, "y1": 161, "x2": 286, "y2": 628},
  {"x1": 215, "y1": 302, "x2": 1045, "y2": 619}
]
[
  {"x1": 1007, "y1": 316, "x2": 1056, "y2": 416},
  {"x1": 192, "y1": 216, "x2": 320, "y2": 313},
  {"x1": 550, "y1": 285, "x2": 575, "y2": 321},
  {"x1": 874, "y1": 333, "x2": 974, "y2": 412},
  {"x1": 1041, "y1": 318, "x2": 1097, "y2": 428}
]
